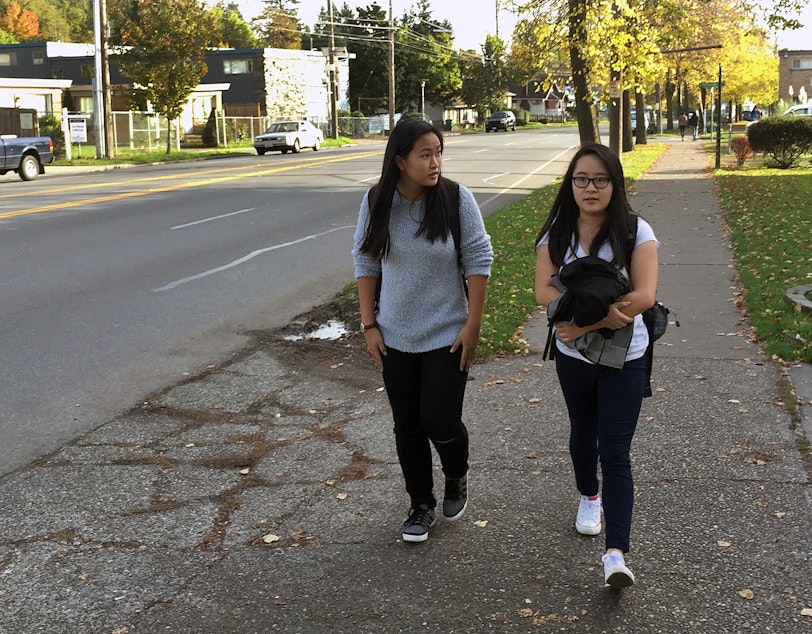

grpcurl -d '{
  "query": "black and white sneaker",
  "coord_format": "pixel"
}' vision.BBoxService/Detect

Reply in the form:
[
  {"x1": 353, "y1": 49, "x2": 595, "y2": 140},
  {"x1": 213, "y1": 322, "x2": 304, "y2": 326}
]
[
  {"x1": 442, "y1": 473, "x2": 468, "y2": 521},
  {"x1": 402, "y1": 504, "x2": 437, "y2": 542}
]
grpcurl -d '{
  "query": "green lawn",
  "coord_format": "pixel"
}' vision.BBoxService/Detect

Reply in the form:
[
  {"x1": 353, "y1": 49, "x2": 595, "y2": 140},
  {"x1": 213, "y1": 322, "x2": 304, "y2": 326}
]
[
  {"x1": 715, "y1": 160, "x2": 812, "y2": 363},
  {"x1": 51, "y1": 137, "x2": 353, "y2": 166}
]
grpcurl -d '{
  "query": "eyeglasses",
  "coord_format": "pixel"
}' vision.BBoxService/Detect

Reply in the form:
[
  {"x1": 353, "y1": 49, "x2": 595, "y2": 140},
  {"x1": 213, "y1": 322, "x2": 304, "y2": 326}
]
[{"x1": 572, "y1": 176, "x2": 611, "y2": 189}]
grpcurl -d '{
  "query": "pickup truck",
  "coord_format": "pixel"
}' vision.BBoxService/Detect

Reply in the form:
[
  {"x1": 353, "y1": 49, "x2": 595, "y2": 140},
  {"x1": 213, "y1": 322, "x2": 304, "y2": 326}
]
[{"x1": 0, "y1": 134, "x2": 54, "y2": 181}]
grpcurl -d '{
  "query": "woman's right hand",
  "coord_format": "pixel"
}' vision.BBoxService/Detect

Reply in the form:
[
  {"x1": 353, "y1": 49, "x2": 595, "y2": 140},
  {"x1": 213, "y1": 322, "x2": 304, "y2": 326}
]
[
  {"x1": 600, "y1": 301, "x2": 633, "y2": 330},
  {"x1": 364, "y1": 330, "x2": 387, "y2": 371}
]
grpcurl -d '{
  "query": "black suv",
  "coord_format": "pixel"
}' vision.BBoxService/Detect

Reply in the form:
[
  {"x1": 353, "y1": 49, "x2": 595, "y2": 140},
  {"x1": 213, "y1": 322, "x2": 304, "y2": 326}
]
[{"x1": 485, "y1": 110, "x2": 516, "y2": 132}]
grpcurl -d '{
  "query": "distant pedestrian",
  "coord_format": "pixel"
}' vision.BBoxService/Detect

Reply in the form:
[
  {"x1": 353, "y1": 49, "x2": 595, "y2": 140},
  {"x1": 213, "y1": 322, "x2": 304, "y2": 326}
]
[
  {"x1": 678, "y1": 112, "x2": 688, "y2": 140},
  {"x1": 534, "y1": 142, "x2": 659, "y2": 588},
  {"x1": 352, "y1": 118, "x2": 493, "y2": 543},
  {"x1": 688, "y1": 111, "x2": 699, "y2": 140}
]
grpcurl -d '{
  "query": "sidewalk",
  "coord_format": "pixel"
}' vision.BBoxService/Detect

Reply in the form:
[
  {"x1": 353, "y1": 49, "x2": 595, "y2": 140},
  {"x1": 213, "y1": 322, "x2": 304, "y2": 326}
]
[{"x1": 0, "y1": 140, "x2": 809, "y2": 633}]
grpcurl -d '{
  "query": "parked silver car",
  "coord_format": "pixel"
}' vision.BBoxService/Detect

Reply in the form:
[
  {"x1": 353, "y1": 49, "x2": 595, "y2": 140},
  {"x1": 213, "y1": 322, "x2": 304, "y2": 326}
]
[{"x1": 254, "y1": 120, "x2": 323, "y2": 155}]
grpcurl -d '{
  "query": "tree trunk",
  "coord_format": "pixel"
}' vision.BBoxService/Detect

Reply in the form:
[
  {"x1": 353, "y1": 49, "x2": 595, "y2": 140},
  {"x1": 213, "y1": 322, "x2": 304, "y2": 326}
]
[
  {"x1": 166, "y1": 117, "x2": 172, "y2": 154},
  {"x1": 622, "y1": 89, "x2": 634, "y2": 153},
  {"x1": 609, "y1": 68, "x2": 622, "y2": 156},
  {"x1": 634, "y1": 91, "x2": 646, "y2": 146},
  {"x1": 568, "y1": 0, "x2": 599, "y2": 144}
]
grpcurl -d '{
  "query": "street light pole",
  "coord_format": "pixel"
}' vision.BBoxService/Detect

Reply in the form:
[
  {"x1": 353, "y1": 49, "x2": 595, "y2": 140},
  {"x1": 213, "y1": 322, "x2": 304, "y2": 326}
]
[
  {"x1": 328, "y1": 1, "x2": 338, "y2": 140},
  {"x1": 421, "y1": 80, "x2": 425, "y2": 117}
]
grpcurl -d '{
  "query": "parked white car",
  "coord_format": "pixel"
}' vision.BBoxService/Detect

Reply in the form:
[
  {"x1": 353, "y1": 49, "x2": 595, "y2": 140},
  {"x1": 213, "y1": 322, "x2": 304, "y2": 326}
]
[
  {"x1": 254, "y1": 120, "x2": 323, "y2": 155},
  {"x1": 783, "y1": 103, "x2": 812, "y2": 117}
]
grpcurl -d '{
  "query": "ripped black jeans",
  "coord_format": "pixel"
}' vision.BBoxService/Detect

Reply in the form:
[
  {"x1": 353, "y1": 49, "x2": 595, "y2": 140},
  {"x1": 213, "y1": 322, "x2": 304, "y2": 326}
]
[{"x1": 382, "y1": 346, "x2": 470, "y2": 510}]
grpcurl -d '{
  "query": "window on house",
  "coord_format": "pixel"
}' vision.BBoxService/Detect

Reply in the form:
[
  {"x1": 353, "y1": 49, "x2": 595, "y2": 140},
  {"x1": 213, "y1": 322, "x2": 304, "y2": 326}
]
[
  {"x1": 0, "y1": 52, "x2": 17, "y2": 66},
  {"x1": 791, "y1": 59, "x2": 812, "y2": 70},
  {"x1": 224, "y1": 59, "x2": 252, "y2": 74},
  {"x1": 81, "y1": 65, "x2": 94, "y2": 78},
  {"x1": 78, "y1": 96, "x2": 94, "y2": 112},
  {"x1": 33, "y1": 51, "x2": 44, "y2": 65}
]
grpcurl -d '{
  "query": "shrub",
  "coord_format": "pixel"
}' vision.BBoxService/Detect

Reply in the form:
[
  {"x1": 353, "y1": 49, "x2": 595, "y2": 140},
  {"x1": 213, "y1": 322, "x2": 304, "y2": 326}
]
[
  {"x1": 38, "y1": 113, "x2": 64, "y2": 158},
  {"x1": 746, "y1": 117, "x2": 812, "y2": 168},
  {"x1": 201, "y1": 109, "x2": 218, "y2": 147},
  {"x1": 730, "y1": 135, "x2": 753, "y2": 165}
]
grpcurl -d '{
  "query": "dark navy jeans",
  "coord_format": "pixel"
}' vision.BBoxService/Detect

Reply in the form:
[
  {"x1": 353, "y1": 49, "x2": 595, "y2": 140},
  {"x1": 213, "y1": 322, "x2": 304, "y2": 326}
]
[
  {"x1": 555, "y1": 352, "x2": 646, "y2": 553},
  {"x1": 382, "y1": 346, "x2": 469, "y2": 510}
]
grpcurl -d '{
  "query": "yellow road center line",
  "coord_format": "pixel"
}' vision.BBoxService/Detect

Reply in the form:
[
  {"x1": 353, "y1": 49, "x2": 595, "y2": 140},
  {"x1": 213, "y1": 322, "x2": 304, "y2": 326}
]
[{"x1": 0, "y1": 150, "x2": 383, "y2": 219}]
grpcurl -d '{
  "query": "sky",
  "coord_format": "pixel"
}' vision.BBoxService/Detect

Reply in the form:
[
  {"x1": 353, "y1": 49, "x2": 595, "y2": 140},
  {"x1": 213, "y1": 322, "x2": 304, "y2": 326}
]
[
  {"x1": 231, "y1": 0, "x2": 809, "y2": 53},
  {"x1": 233, "y1": 0, "x2": 517, "y2": 52}
]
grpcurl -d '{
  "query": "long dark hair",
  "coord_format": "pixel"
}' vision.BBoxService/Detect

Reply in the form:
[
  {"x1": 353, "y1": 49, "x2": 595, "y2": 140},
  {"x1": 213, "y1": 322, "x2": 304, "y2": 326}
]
[
  {"x1": 535, "y1": 142, "x2": 637, "y2": 268},
  {"x1": 359, "y1": 117, "x2": 459, "y2": 258}
]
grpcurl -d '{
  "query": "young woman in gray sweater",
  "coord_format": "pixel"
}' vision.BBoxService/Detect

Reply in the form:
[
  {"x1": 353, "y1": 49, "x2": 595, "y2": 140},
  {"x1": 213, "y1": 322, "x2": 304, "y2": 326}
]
[{"x1": 352, "y1": 118, "x2": 493, "y2": 543}]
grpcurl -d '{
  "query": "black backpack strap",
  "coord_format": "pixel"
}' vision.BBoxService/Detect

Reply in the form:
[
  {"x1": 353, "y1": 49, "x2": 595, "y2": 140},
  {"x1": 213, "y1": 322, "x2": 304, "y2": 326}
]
[
  {"x1": 624, "y1": 214, "x2": 639, "y2": 268},
  {"x1": 449, "y1": 183, "x2": 467, "y2": 297}
]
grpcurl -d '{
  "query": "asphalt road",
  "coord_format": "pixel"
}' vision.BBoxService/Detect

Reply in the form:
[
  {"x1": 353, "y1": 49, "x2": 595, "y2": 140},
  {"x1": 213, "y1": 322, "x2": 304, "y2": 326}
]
[{"x1": 0, "y1": 127, "x2": 580, "y2": 475}]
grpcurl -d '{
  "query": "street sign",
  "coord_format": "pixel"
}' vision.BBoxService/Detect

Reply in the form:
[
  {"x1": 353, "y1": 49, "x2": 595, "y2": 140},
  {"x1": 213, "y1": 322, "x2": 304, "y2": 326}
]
[
  {"x1": 69, "y1": 119, "x2": 87, "y2": 143},
  {"x1": 699, "y1": 81, "x2": 725, "y2": 88}
]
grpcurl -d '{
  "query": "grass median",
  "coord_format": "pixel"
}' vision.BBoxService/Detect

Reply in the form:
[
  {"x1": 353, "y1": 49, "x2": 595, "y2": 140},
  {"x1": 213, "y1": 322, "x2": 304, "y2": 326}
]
[
  {"x1": 715, "y1": 159, "x2": 812, "y2": 363},
  {"x1": 52, "y1": 137, "x2": 354, "y2": 166}
]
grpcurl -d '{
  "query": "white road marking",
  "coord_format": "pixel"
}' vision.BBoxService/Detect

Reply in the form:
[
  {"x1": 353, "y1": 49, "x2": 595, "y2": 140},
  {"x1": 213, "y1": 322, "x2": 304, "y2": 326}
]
[
  {"x1": 171, "y1": 208, "x2": 256, "y2": 230},
  {"x1": 479, "y1": 146, "x2": 576, "y2": 208},
  {"x1": 153, "y1": 225, "x2": 356, "y2": 292}
]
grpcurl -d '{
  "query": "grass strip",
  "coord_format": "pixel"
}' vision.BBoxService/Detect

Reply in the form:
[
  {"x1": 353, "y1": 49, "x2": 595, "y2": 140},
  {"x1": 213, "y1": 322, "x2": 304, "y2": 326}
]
[{"x1": 715, "y1": 162, "x2": 812, "y2": 363}]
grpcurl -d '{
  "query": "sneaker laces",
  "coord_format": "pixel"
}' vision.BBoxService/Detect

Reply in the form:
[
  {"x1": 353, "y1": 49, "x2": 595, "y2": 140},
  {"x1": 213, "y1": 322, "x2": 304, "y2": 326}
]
[{"x1": 406, "y1": 505, "x2": 433, "y2": 527}]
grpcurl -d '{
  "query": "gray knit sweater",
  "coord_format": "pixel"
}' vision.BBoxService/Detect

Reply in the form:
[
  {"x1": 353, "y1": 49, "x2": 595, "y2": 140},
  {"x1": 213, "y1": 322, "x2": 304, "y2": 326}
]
[{"x1": 352, "y1": 184, "x2": 493, "y2": 353}]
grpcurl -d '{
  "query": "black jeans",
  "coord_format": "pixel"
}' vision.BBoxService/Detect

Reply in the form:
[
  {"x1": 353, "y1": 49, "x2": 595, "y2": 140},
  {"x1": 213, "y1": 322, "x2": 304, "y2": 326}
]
[
  {"x1": 382, "y1": 346, "x2": 469, "y2": 510},
  {"x1": 555, "y1": 353, "x2": 646, "y2": 553}
]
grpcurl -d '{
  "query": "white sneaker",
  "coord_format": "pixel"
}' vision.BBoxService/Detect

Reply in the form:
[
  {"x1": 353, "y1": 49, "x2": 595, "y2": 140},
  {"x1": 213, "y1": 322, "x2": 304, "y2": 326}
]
[
  {"x1": 575, "y1": 495, "x2": 601, "y2": 535},
  {"x1": 602, "y1": 551, "x2": 635, "y2": 588}
]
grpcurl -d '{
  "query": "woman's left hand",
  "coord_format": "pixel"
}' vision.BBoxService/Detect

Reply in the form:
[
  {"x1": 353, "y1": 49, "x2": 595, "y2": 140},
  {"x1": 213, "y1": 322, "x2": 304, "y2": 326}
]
[
  {"x1": 554, "y1": 321, "x2": 589, "y2": 343},
  {"x1": 451, "y1": 323, "x2": 480, "y2": 372}
]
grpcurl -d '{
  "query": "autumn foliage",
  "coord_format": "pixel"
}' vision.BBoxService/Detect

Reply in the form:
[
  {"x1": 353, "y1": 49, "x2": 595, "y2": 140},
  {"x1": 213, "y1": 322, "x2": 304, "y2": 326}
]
[{"x1": 0, "y1": 1, "x2": 39, "y2": 39}]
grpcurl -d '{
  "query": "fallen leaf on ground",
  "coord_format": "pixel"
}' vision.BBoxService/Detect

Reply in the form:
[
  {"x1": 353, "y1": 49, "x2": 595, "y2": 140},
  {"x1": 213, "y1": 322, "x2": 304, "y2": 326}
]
[
  {"x1": 716, "y1": 540, "x2": 732, "y2": 547},
  {"x1": 262, "y1": 533, "x2": 280, "y2": 544},
  {"x1": 801, "y1": 607, "x2": 812, "y2": 617},
  {"x1": 336, "y1": 492, "x2": 348, "y2": 500},
  {"x1": 474, "y1": 520, "x2": 488, "y2": 528},
  {"x1": 738, "y1": 588, "x2": 755, "y2": 600}
]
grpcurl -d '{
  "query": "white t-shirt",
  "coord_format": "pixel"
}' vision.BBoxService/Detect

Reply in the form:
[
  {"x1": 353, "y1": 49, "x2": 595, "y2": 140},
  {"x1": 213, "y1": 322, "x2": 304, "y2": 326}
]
[{"x1": 538, "y1": 218, "x2": 659, "y2": 362}]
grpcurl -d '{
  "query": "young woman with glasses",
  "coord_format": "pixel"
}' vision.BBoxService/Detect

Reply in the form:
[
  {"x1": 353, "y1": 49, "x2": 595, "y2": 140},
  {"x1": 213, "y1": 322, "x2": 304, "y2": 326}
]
[{"x1": 534, "y1": 142, "x2": 659, "y2": 588}]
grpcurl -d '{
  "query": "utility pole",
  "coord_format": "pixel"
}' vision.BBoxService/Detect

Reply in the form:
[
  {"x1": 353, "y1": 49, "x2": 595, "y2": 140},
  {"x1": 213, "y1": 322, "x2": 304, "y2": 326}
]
[
  {"x1": 92, "y1": 0, "x2": 106, "y2": 158},
  {"x1": 100, "y1": 0, "x2": 114, "y2": 157},
  {"x1": 328, "y1": 1, "x2": 338, "y2": 139},
  {"x1": 388, "y1": 0, "x2": 395, "y2": 134}
]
